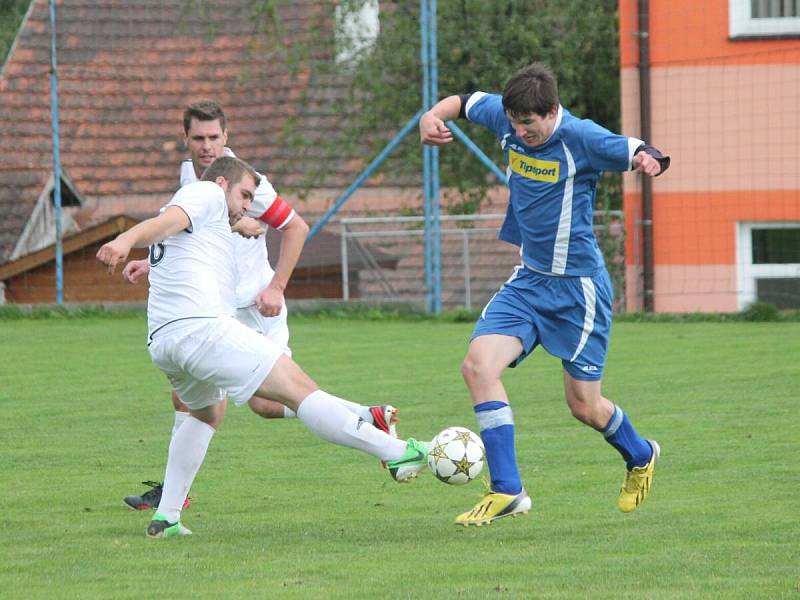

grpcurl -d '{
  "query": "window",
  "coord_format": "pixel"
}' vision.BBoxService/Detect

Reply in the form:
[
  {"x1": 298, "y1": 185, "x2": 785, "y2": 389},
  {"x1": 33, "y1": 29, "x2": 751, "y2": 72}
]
[
  {"x1": 335, "y1": 0, "x2": 380, "y2": 66},
  {"x1": 730, "y1": 0, "x2": 800, "y2": 37},
  {"x1": 737, "y1": 222, "x2": 800, "y2": 309}
]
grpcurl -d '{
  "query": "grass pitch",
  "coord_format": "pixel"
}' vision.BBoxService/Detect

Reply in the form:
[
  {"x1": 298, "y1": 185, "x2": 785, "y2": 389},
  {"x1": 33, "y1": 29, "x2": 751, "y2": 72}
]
[{"x1": 1, "y1": 314, "x2": 797, "y2": 599}]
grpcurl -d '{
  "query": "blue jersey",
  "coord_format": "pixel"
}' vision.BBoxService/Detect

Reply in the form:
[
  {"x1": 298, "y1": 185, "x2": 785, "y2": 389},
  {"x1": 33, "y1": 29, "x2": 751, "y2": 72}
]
[{"x1": 466, "y1": 93, "x2": 642, "y2": 277}]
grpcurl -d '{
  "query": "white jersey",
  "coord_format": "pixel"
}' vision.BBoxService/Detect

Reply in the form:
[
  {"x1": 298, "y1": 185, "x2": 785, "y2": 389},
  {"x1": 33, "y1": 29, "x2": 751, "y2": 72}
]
[
  {"x1": 180, "y1": 148, "x2": 294, "y2": 308},
  {"x1": 146, "y1": 181, "x2": 237, "y2": 338}
]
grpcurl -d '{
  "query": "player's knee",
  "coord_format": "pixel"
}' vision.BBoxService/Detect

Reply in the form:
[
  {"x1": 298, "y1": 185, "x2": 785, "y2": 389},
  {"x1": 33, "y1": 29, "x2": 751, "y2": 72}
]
[
  {"x1": 567, "y1": 400, "x2": 592, "y2": 423},
  {"x1": 566, "y1": 395, "x2": 607, "y2": 428},
  {"x1": 461, "y1": 356, "x2": 477, "y2": 385},
  {"x1": 461, "y1": 355, "x2": 496, "y2": 388}
]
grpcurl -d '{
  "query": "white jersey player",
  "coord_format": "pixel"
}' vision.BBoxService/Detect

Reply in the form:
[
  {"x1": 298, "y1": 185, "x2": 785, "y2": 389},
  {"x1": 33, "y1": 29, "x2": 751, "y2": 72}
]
[
  {"x1": 180, "y1": 148, "x2": 294, "y2": 353},
  {"x1": 121, "y1": 101, "x2": 399, "y2": 512},
  {"x1": 98, "y1": 156, "x2": 429, "y2": 538}
]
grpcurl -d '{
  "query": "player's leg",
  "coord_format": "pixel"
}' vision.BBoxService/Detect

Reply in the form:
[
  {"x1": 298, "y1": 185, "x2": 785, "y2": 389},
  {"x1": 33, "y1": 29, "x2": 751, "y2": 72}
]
[
  {"x1": 247, "y1": 395, "x2": 288, "y2": 418},
  {"x1": 251, "y1": 355, "x2": 416, "y2": 468},
  {"x1": 123, "y1": 388, "x2": 196, "y2": 511},
  {"x1": 247, "y1": 393, "x2": 399, "y2": 441},
  {"x1": 462, "y1": 334, "x2": 524, "y2": 494},
  {"x1": 561, "y1": 375, "x2": 614, "y2": 428},
  {"x1": 170, "y1": 389, "x2": 191, "y2": 434},
  {"x1": 456, "y1": 333, "x2": 532, "y2": 525},
  {"x1": 241, "y1": 305, "x2": 398, "y2": 433},
  {"x1": 455, "y1": 271, "x2": 540, "y2": 525},
  {"x1": 144, "y1": 319, "x2": 241, "y2": 538},
  {"x1": 218, "y1": 317, "x2": 425, "y2": 481},
  {"x1": 238, "y1": 305, "x2": 295, "y2": 418},
  {"x1": 562, "y1": 373, "x2": 655, "y2": 464},
  {"x1": 558, "y1": 270, "x2": 658, "y2": 512},
  {"x1": 147, "y1": 399, "x2": 227, "y2": 538},
  {"x1": 563, "y1": 373, "x2": 659, "y2": 512}
]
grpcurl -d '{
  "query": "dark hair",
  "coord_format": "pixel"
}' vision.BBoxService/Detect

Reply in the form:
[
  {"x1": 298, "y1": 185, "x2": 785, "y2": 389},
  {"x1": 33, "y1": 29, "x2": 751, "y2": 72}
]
[
  {"x1": 183, "y1": 100, "x2": 226, "y2": 134},
  {"x1": 200, "y1": 156, "x2": 260, "y2": 188},
  {"x1": 502, "y1": 63, "x2": 559, "y2": 119}
]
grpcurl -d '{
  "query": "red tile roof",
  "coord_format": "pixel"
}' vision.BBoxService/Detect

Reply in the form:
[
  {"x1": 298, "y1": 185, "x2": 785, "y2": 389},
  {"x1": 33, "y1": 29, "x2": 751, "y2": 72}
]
[{"x1": 0, "y1": 0, "x2": 394, "y2": 263}]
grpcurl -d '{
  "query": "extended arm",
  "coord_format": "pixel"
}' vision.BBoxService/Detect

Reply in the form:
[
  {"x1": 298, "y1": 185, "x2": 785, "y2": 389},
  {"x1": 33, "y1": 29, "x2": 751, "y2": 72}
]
[
  {"x1": 97, "y1": 206, "x2": 190, "y2": 273},
  {"x1": 254, "y1": 213, "x2": 309, "y2": 317},
  {"x1": 632, "y1": 144, "x2": 670, "y2": 177},
  {"x1": 419, "y1": 95, "x2": 464, "y2": 146}
]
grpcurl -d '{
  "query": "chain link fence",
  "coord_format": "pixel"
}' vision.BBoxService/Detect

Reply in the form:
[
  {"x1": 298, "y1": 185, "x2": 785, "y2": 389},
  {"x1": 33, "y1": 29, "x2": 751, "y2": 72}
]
[{"x1": 337, "y1": 211, "x2": 626, "y2": 311}]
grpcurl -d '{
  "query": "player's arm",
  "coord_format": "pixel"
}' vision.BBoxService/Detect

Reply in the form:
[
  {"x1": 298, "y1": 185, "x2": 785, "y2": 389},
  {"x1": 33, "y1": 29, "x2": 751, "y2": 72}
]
[
  {"x1": 122, "y1": 259, "x2": 150, "y2": 284},
  {"x1": 231, "y1": 215, "x2": 263, "y2": 238},
  {"x1": 254, "y1": 212, "x2": 309, "y2": 317},
  {"x1": 632, "y1": 144, "x2": 670, "y2": 177},
  {"x1": 581, "y1": 121, "x2": 670, "y2": 178},
  {"x1": 420, "y1": 95, "x2": 464, "y2": 145},
  {"x1": 97, "y1": 206, "x2": 190, "y2": 273}
]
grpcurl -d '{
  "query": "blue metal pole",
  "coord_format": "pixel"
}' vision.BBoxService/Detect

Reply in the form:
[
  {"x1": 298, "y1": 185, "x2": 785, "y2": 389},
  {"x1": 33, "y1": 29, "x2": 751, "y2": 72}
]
[
  {"x1": 429, "y1": 0, "x2": 441, "y2": 313},
  {"x1": 423, "y1": 145, "x2": 433, "y2": 311},
  {"x1": 307, "y1": 110, "x2": 423, "y2": 241},
  {"x1": 48, "y1": 0, "x2": 63, "y2": 305},
  {"x1": 447, "y1": 120, "x2": 508, "y2": 184},
  {"x1": 420, "y1": 0, "x2": 433, "y2": 312}
]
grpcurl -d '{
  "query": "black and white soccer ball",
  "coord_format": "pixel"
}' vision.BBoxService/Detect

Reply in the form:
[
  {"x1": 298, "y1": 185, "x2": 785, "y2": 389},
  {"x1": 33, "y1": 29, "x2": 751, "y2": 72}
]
[{"x1": 427, "y1": 426, "x2": 485, "y2": 485}]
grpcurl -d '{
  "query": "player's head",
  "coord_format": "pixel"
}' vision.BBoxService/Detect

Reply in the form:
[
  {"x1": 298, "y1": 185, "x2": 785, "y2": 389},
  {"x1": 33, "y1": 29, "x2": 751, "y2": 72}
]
[
  {"x1": 201, "y1": 156, "x2": 260, "y2": 225},
  {"x1": 183, "y1": 100, "x2": 229, "y2": 176},
  {"x1": 502, "y1": 63, "x2": 559, "y2": 147}
]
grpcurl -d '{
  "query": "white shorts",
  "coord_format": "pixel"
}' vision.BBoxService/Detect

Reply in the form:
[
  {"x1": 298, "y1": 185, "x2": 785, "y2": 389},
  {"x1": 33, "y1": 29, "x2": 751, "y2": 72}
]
[
  {"x1": 148, "y1": 315, "x2": 284, "y2": 410},
  {"x1": 235, "y1": 303, "x2": 291, "y2": 357}
]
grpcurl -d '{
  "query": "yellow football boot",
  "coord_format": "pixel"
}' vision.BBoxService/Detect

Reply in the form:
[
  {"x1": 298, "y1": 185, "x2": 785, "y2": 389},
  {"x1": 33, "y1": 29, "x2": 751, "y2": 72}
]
[
  {"x1": 455, "y1": 487, "x2": 531, "y2": 526},
  {"x1": 618, "y1": 440, "x2": 660, "y2": 513}
]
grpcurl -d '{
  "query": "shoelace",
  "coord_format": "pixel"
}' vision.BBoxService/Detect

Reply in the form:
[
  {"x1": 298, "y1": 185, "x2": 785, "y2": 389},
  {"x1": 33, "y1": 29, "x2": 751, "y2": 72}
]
[{"x1": 623, "y1": 467, "x2": 647, "y2": 491}]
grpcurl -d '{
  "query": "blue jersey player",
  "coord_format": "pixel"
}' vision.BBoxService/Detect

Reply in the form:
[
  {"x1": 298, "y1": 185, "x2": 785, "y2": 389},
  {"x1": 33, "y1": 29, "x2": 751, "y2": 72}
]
[{"x1": 420, "y1": 63, "x2": 670, "y2": 526}]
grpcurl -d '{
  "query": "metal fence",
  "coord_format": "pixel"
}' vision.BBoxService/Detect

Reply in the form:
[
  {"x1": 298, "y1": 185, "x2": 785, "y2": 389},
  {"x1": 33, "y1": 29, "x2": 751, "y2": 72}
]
[{"x1": 338, "y1": 211, "x2": 626, "y2": 311}]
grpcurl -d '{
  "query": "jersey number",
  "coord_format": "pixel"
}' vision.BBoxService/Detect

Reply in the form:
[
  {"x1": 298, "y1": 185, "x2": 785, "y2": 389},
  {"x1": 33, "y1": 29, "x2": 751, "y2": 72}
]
[{"x1": 149, "y1": 243, "x2": 165, "y2": 266}]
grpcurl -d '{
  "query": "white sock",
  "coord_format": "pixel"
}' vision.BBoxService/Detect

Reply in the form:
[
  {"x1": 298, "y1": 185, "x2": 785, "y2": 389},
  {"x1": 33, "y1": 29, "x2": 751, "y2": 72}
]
[
  {"x1": 156, "y1": 416, "x2": 215, "y2": 523},
  {"x1": 170, "y1": 411, "x2": 190, "y2": 441},
  {"x1": 330, "y1": 395, "x2": 373, "y2": 421},
  {"x1": 284, "y1": 396, "x2": 370, "y2": 420},
  {"x1": 296, "y1": 390, "x2": 406, "y2": 461}
]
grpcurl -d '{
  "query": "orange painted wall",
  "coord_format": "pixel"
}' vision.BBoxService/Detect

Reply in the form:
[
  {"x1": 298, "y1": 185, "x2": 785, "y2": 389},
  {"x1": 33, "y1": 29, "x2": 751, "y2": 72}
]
[
  {"x1": 620, "y1": 0, "x2": 800, "y2": 66},
  {"x1": 624, "y1": 190, "x2": 800, "y2": 265},
  {"x1": 619, "y1": 0, "x2": 800, "y2": 312}
]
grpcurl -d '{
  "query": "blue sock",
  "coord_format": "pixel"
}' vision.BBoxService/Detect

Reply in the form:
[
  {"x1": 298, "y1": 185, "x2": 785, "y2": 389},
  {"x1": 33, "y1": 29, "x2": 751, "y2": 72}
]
[
  {"x1": 474, "y1": 401, "x2": 522, "y2": 495},
  {"x1": 602, "y1": 405, "x2": 653, "y2": 469}
]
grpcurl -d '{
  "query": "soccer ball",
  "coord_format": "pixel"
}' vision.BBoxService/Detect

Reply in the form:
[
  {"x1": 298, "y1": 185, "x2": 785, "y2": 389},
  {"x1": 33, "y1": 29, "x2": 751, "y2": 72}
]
[{"x1": 427, "y1": 426, "x2": 485, "y2": 485}]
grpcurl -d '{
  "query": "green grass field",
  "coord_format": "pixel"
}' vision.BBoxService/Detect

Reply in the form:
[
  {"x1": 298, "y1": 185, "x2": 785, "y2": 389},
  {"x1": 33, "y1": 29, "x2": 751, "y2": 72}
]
[{"x1": 1, "y1": 314, "x2": 798, "y2": 599}]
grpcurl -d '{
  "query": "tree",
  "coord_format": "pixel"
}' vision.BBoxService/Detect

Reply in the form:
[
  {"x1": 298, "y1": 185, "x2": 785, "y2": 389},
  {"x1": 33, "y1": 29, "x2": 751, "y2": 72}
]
[
  {"x1": 297, "y1": 0, "x2": 622, "y2": 213},
  {"x1": 0, "y1": 0, "x2": 30, "y2": 67}
]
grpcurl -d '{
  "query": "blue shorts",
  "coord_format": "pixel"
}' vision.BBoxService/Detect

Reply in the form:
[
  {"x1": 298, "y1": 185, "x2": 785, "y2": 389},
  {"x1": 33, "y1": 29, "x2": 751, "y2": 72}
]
[{"x1": 472, "y1": 265, "x2": 613, "y2": 381}]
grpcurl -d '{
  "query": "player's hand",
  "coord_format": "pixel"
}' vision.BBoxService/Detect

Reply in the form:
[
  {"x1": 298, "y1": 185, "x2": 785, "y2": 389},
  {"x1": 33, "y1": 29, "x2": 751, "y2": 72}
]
[
  {"x1": 420, "y1": 112, "x2": 454, "y2": 146},
  {"x1": 122, "y1": 259, "x2": 150, "y2": 284},
  {"x1": 232, "y1": 216, "x2": 264, "y2": 238},
  {"x1": 632, "y1": 152, "x2": 662, "y2": 177},
  {"x1": 96, "y1": 239, "x2": 131, "y2": 274},
  {"x1": 254, "y1": 285, "x2": 284, "y2": 317}
]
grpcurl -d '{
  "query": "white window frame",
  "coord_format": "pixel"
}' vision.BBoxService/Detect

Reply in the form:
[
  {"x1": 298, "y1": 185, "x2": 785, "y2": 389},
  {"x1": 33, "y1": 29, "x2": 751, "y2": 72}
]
[
  {"x1": 736, "y1": 221, "x2": 800, "y2": 309},
  {"x1": 729, "y1": 0, "x2": 800, "y2": 37}
]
